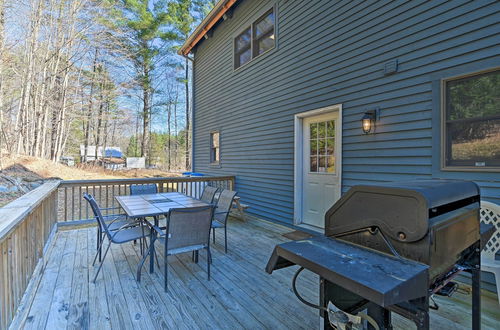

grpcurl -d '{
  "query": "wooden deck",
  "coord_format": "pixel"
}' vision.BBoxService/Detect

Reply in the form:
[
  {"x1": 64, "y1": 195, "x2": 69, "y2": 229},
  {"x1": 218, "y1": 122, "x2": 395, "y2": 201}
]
[{"x1": 14, "y1": 217, "x2": 500, "y2": 329}]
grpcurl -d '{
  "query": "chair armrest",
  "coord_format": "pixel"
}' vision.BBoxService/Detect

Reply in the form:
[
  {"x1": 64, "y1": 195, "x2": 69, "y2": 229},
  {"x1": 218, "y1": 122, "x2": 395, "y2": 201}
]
[{"x1": 151, "y1": 225, "x2": 165, "y2": 236}]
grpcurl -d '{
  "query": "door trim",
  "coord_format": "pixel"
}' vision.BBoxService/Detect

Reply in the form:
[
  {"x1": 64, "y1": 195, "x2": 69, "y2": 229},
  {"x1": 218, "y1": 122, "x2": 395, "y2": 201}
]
[{"x1": 293, "y1": 104, "x2": 342, "y2": 225}]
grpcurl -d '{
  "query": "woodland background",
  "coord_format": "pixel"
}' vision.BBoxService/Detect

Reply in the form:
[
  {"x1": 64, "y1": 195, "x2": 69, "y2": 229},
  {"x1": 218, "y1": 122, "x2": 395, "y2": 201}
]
[{"x1": 0, "y1": 0, "x2": 215, "y2": 171}]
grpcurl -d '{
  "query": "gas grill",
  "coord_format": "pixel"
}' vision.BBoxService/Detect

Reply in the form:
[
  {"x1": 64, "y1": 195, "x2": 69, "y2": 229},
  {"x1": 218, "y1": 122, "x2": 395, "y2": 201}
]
[{"x1": 266, "y1": 180, "x2": 492, "y2": 329}]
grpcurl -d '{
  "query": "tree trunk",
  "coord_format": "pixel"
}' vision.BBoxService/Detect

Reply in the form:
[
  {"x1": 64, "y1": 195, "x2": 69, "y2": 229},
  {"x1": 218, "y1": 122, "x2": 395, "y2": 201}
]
[
  {"x1": 174, "y1": 84, "x2": 178, "y2": 169},
  {"x1": 15, "y1": 0, "x2": 44, "y2": 155},
  {"x1": 84, "y1": 48, "x2": 99, "y2": 162},
  {"x1": 95, "y1": 74, "x2": 105, "y2": 161},
  {"x1": 167, "y1": 102, "x2": 171, "y2": 171},
  {"x1": 141, "y1": 64, "x2": 151, "y2": 165}
]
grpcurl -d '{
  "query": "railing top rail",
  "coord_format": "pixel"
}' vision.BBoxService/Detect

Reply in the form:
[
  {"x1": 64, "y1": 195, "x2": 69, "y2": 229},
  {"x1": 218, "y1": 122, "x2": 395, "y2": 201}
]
[
  {"x1": 0, "y1": 180, "x2": 60, "y2": 242},
  {"x1": 59, "y1": 175, "x2": 235, "y2": 187}
]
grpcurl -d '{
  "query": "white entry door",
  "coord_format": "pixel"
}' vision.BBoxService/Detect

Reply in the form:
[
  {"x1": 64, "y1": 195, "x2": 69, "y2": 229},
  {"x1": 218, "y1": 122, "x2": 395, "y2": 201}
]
[{"x1": 301, "y1": 112, "x2": 341, "y2": 228}]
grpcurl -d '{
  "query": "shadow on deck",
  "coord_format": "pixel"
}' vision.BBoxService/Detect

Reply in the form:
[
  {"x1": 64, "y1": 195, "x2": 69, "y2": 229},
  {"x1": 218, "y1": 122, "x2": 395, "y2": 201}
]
[{"x1": 15, "y1": 217, "x2": 500, "y2": 329}]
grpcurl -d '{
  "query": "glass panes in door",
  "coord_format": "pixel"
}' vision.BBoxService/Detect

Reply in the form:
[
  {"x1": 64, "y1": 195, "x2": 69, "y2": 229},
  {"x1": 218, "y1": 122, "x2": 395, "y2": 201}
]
[{"x1": 310, "y1": 120, "x2": 335, "y2": 173}]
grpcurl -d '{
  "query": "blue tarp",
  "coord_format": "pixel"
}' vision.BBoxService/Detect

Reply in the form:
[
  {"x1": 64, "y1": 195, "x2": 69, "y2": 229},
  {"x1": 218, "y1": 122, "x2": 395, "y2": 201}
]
[{"x1": 105, "y1": 149, "x2": 123, "y2": 158}]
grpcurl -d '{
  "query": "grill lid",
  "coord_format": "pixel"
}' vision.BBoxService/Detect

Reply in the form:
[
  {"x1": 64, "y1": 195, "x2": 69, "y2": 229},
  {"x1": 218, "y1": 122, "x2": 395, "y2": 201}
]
[
  {"x1": 325, "y1": 180, "x2": 479, "y2": 242},
  {"x1": 365, "y1": 180, "x2": 479, "y2": 209}
]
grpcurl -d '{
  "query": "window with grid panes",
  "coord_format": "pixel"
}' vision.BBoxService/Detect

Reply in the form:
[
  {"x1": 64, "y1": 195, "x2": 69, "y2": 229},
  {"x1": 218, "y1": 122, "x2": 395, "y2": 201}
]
[
  {"x1": 310, "y1": 120, "x2": 335, "y2": 173},
  {"x1": 234, "y1": 8, "x2": 275, "y2": 69}
]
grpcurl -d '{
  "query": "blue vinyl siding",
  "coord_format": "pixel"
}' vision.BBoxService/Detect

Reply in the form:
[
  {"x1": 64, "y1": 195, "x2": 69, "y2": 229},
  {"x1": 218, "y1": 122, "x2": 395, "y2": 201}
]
[{"x1": 192, "y1": 0, "x2": 500, "y2": 224}]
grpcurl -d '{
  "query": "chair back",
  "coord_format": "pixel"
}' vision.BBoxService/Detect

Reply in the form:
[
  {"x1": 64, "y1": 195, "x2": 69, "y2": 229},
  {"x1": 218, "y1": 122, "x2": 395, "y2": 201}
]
[
  {"x1": 214, "y1": 189, "x2": 237, "y2": 224},
  {"x1": 130, "y1": 184, "x2": 158, "y2": 195},
  {"x1": 200, "y1": 186, "x2": 219, "y2": 203},
  {"x1": 480, "y1": 200, "x2": 500, "y2": 260},
  {"x1": 83, "y1": 193, "x2": 111, "y2": 237},
  {"x1": 165, "y1": 205, "x2": 214, "y2": 252}
]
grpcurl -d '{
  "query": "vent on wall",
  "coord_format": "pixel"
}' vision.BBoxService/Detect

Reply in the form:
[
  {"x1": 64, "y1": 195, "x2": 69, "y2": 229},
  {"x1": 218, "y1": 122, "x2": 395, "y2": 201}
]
[{"x1": 384, "y1": 60, "x2": 399, "y2": 75}]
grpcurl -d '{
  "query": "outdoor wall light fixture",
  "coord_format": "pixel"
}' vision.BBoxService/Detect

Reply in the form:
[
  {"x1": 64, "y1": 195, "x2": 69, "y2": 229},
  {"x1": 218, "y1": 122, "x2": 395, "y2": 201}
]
[{"x1": 361, "y1": 108, "x2": 380, "y2": 134}]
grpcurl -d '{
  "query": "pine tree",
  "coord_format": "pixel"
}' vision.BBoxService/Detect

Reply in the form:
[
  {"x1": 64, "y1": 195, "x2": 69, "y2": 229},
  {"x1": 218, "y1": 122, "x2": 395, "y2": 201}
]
[{"x1": 103, "y1": 0, "x2": 176, "y2": 165}]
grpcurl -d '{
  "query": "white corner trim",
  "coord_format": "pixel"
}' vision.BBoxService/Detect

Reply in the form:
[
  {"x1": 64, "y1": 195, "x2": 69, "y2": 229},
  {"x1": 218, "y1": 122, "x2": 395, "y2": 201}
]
[{"x1": 293, "y1": 104, "x2": 343, "y2": 226}]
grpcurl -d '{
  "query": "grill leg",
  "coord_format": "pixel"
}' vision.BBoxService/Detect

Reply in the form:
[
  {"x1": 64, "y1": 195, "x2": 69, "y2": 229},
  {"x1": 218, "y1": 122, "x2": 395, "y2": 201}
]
[
  {"x1": 471, "y1": 242, "x2": 481, "y2": 330},
  {"x1": 415, "y1": 297, "x2": 430, "y2": 330},
  {"x1": 416, "y1": 310, "x2": 429, "y2": 330},
  {"x1": 367, "y1": 304, "x2": 392, "y2": 330}
]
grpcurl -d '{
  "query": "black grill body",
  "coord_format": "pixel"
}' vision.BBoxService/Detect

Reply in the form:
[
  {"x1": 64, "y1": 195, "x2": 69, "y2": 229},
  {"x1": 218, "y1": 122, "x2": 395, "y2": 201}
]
[
  {"x1": 325, "y1": 180, "x2": 480, "y2": 284},
  {"x1": 266, "y1": 180, "x2": 487, "y2": 330}
]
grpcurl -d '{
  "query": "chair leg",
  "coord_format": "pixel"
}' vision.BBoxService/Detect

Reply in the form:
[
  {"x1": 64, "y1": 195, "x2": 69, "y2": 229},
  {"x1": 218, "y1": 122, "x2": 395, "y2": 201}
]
[
  {"x1": 149, "y1": 242, "x2": 160, "y2": 269},
  {"x1": 93, "y1": 235, "x2": 106, "y2": 267},
  {"x1": 93, "y1": 240, "x2": 112, "y2": 283},
  {"x1": 224, "y1": 226, "x2": 228, "y2": 253},
  {"x1": 96, "y1": 227, "x2": 100, "y2": 253},
  {"x1": 207, "y1": 248, "x2": 211, "y2": 281},
  {"x1": 212, "y1": 227, "x2": 216, "y2": 244},
  {"x1": 100, "y1": 233, "x2": 104, "y2": 262},
  {"x1": 96, "y1": 228, "x2": 103, "y2": 263},
  {"x1": 164, "y1": 246, "x2": 168, "y2": 292}
]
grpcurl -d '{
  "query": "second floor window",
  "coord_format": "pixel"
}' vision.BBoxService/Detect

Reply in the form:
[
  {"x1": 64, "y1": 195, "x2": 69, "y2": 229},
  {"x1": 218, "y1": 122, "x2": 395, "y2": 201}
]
[
  {"x1": 234, "y1": 8, "x2": 275, "y2": 69},
  {"x1": 235, "y1": 28, "x2": 251, "y2": 68}
]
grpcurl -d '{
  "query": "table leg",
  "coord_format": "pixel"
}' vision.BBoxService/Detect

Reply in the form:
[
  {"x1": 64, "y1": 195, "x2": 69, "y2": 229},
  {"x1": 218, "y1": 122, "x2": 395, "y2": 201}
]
[
  {"x1": 149, "y1": 217, "x2": 160, "y2": 273},
  {"x1": 136, "y1": 230, "x2": 152, "y2": 281}
]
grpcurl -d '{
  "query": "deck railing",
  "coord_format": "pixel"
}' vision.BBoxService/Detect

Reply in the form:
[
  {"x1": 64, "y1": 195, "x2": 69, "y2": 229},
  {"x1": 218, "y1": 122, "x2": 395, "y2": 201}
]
[
  {"x1": 0, "y1": 175, "x2": 235, "y2": 328},
  {"x1": 57, "y1": 175, "x2": 235, "y2": 222},
  {"x1": 0, "y1": 181, "x2": 59, "y2": 330}
]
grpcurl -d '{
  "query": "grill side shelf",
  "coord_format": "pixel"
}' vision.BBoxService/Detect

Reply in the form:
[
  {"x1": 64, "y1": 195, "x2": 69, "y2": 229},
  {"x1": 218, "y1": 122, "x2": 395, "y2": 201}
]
[{"x1": 265, "y1": 236, "x2": 429, "y2": 307}]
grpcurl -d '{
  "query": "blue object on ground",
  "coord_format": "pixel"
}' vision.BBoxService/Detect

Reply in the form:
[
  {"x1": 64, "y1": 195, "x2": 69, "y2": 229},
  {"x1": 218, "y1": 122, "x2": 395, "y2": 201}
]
[{"x1": 182, "y1": 172, "x2": 205, "y2": 177}]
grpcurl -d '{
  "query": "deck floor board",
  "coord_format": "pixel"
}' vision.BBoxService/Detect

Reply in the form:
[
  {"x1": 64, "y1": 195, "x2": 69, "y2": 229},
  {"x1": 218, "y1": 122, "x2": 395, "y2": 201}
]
[{"x1": 16, "y1": 217, "x2": 500, "y2": 329}]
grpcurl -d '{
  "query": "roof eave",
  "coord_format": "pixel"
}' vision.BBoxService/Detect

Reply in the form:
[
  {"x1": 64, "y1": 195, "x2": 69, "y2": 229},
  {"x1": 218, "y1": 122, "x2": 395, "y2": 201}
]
[{"x1": 178, "y1": 0, "x2": 238, "y2": 56}]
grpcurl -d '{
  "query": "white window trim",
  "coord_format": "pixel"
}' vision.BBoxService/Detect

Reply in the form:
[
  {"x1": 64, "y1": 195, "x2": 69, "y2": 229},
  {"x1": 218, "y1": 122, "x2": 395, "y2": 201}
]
[{"x1": 293, "y1": 104, "x2": 343, "y2": 225}]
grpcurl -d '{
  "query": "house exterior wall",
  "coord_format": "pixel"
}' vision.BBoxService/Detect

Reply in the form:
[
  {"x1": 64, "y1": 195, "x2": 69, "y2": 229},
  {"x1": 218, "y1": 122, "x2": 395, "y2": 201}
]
[{"x1": 192, "y1": 0, "x2": 500, "y2": 225}]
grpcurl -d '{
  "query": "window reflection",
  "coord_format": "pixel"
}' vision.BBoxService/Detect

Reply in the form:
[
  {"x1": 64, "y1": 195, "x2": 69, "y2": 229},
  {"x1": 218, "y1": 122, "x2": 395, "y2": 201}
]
[
  {"x1": 309, "y1": 120, "x2": 336, "y2": 173},
  {"x1": 445, "y1": 70, "x2": 500, "y2": 167}
]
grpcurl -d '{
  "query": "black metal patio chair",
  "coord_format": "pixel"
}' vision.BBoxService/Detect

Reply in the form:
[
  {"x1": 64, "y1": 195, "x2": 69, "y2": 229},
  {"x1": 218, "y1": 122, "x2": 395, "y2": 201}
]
[
  {"x1": 85, "y1": 193, "x2": 150, "y2": 283},
  {"x1": 83, "y1": 193, "x2": 135, "y2": 263},
  {"x1": 199, "y1": 185, "x2": 219, "y2": 204},
  {"x1": 211, "y1": 189, "x2": 237, "y2": 253},
  {"x1": 147, "y1": 205, "x2": 215, "y2": 291}
]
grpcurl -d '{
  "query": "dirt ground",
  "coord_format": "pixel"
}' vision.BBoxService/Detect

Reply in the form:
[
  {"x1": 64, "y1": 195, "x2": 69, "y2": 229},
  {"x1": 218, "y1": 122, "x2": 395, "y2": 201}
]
[{"x1": 0, "y1": 155, "x2": 182, "y2": 206}]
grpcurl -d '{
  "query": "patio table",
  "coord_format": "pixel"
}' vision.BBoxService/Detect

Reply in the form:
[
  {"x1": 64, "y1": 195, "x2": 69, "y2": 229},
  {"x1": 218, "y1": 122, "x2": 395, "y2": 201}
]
[{"x1": 115, "y1": 192, "x2": 209, "y2": 277}]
